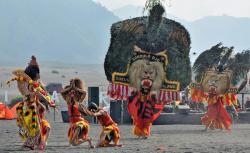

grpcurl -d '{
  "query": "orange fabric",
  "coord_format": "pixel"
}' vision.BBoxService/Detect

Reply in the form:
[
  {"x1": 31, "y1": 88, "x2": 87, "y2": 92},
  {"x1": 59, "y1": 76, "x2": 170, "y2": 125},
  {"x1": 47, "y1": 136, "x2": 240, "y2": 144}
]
[
  {"x1": 191, "y1": 88, "x2": 208, "y2": 102},
  {"x1": 10, "y1": 102, "x2": 20, "y2": 118},
  {"x1": 99, "y1": 123, "x2": 120, "y2": 147},
  {"x1": 68, "y1": 120, "x2": 89, "y2": 143},
  {"x1": 67, "y1": 103, "x2": 89, "y2": 143},
  {"x1": 133, "y1": 123, "x2": 151, "y2": 137},
  {"x1": 201, "y1": 96, "x2": 232, "y2": 131},
  {"x1": 40, "y1": 119, "x2": 50, "y2": 141},
  {"x1": 0, "y1": 103, "x2": 15, "y2": 120},
  {"x1": 128, "y1": 93, "x2": 162, "y2": 137},
  {"x1": 4, "y1": 107, "x2": 15, "y2": 119}
]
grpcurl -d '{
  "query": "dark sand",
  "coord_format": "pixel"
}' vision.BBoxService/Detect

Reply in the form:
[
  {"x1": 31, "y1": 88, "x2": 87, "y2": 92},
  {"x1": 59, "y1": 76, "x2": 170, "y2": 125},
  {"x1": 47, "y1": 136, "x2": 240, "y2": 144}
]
[{"x1": 0, "y1": 118, "x2": 250, "y2": 153}]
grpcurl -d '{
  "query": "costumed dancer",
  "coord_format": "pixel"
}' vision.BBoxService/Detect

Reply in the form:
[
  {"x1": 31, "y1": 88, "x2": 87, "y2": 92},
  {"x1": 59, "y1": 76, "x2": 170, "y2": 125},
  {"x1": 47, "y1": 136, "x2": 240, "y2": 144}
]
[
  {"x1": 104, "y1": 1, "x2": 184, "y2": 139},
  {"x1": 190, "y1": 44, "x2": 250, "y2": 131},
  {"x1": 106, "y1": 45, "x2": 180, "y2": 139},
  {"x1": 128, "y1": 91, "x2": 164, "y2": 139},
  {"x1": 127, "y1": 46, "x2": 172, "y2": 139},
  {"x1": 7, "y1": 56, "x2": 55, "y2": 150},
  {"x1": 61, "y1": 78, "x2": 94, "y2": 148},
  {"x1": 190, "y1": 67, "x2": 236, "y2": 131},
  {"x1": 88, "y1": 102, "x2": 122, "y2": 147}
]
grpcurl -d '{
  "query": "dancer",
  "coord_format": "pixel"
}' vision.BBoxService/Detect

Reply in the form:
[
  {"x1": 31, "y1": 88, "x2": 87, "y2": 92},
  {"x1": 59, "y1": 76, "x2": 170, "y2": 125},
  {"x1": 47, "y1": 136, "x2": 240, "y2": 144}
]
[
  {"x1": 128, "y1": 89, "x2": 166, "y2": 138},
  {"x1": 61, "y1": 78, "x2": 94, "y2": 148},
  {"x1": 106, "y1": 45, "x2": 179, "y2": 139},
  {"x1": 88, "y1": 102, "x2": 122, "y2": 147},
  {"x1": 8, "y1": 56, "x2": 55, "y2": 150},
  {"x1": 190, "y1": 67, "x2": 236, "y2": 131}
]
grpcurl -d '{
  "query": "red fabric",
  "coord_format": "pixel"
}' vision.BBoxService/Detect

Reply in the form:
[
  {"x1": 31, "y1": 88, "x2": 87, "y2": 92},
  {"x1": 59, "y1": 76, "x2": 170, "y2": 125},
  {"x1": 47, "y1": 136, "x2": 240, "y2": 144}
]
[
  {"x1": 67, "y1": 104, "x2": 84, "y2": 123},
  {"x1": 201, "y1": 97, "x2": 232, "y2": 131},
  {"x1": 97, "y1": 111, "x2": 115, "y2": 126},
  {"x1": 128, "y1": 93, "x2": 164, "y2": 132}
]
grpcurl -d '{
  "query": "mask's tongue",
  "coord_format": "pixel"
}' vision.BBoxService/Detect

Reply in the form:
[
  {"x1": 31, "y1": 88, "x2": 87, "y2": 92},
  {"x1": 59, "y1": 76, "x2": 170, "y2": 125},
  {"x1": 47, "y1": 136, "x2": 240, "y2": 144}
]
[{"x1": 141, "y1": 79, "x2": 153, "y2": 95}]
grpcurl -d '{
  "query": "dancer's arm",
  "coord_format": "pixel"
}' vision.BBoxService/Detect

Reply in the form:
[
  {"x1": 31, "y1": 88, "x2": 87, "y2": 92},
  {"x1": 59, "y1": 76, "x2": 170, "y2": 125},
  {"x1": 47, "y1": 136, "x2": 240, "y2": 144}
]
[
  {"x1": 78, "y1": 103, "x2": 94, "y2": 116},
  {"x1": 92, "y1": 109, "x2": 105, "y2": 117}
]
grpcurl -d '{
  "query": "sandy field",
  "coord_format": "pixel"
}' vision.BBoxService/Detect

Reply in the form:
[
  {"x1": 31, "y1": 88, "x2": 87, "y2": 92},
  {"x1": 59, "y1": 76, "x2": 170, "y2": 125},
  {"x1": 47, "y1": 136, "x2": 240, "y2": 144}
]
[
  {"x1": 0, "y1": 116, "x2": 250, "y2": 153},
  {"x1": 1, "y1": 65, "x2": 250, "y2": 153}
]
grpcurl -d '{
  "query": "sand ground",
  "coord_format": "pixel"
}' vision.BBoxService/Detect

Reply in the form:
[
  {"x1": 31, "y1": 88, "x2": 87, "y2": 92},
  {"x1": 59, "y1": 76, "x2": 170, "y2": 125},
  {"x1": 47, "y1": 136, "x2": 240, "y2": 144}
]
[{"x1": 0, "y1": 118, "x2": 250, "y2": 153}]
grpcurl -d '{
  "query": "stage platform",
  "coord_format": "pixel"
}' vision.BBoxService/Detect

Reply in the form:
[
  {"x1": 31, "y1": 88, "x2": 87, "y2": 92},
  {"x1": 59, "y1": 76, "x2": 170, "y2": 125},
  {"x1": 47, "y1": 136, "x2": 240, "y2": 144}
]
[{"x1": 153, "y1": 111, "x2": 250, "y2": 125}]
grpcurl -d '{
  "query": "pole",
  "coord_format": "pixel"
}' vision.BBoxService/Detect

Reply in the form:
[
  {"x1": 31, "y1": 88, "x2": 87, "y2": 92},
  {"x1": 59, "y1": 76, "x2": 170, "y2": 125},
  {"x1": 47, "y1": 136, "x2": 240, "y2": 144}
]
[
  {"x1": 242, "y1": 93, "x2": 245, "y2": 111},
  {"x1": 4, "y1": 90, "x2": 8, "y2": 106},
  {"x1": 54, "y1": 107, "x2": 56, "y2": 122},
  {"x1": 121, "y1": 100, "x2": 124, "y2": 124}
]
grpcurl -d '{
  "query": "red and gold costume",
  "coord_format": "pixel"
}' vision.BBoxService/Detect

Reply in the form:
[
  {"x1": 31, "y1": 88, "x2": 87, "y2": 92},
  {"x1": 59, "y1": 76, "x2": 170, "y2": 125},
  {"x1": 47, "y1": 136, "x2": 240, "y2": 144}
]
[
  {"x1": 67, "y1": 103, "x2": 89, "y2": 143},
  {"x1": 128, "y1": 92, "x2": 164, "y2": 137},
  {"x1": 190, "y1": 68, "x2": 238, "y2": 131},
  {"x1": 96, "y1": 110, "x2": 120, "y2": 146},
  {"x1": 61, "y1": 78, "x2": 92, "y2": 146},
  {"x1": 107, "y1": 45, "x2": 180, "y2": 138}
]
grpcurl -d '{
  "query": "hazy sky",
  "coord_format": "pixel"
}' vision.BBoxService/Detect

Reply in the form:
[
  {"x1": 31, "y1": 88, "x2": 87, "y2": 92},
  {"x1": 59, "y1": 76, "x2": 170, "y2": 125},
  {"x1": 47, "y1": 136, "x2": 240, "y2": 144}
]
[{"x1": 94, "y1": 0, "x2": 250, "y2": 21}]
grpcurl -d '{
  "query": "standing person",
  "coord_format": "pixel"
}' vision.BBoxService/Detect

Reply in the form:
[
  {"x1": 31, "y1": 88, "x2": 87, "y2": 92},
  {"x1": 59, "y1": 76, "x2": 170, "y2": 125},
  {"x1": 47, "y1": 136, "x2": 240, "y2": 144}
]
[
  {"x1": 190, "y1": 67, "x2": 238, "y2": 131},
  {"x1": 128, "y1": 91, "x2": 165, "y2": 139},
  {"x1": 88, "y1": 102, "x2": 122, "y2": 147},
  {"x1": 8, "y1": 56, "x2": 55, "y2": 150},
  {"x1": 61, "y1": 78, "x2": 94, "y2": 148}
]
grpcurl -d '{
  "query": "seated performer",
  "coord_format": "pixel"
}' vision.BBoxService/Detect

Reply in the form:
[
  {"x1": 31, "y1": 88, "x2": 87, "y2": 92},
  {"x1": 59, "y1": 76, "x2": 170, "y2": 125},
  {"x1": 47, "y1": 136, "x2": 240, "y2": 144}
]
[
  {"x1": 61, "y1": 78, "x2": 94, "y2": 148},
  {"x1": 8, "y1": 56, "x2": 54, "y2": 150},
  {"x1": 88, "y1": 102, "x2": 122, "y2": 147}
]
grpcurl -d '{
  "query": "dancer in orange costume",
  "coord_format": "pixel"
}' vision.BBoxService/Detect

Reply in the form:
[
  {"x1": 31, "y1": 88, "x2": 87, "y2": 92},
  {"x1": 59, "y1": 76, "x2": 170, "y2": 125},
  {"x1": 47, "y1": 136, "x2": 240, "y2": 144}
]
[
  {"x1": 61, "y1": 78, "x2": 94, "y2": 148},
  {"x1": 128, "y1": 91, "x2": 164, "y2": 138},
  {"x1": 88, "y1": 102, "x2": 122, "y2": 147},
  {"x1": 190, "y1": 67, "x2": 239, "y2": 131}
]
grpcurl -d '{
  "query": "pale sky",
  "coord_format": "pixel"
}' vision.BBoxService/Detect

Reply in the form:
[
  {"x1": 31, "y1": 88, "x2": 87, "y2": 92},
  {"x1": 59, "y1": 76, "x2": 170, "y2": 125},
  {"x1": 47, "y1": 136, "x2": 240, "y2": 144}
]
[{"x1": 94, "y1": 0, "x2": 250, "y2": 21}]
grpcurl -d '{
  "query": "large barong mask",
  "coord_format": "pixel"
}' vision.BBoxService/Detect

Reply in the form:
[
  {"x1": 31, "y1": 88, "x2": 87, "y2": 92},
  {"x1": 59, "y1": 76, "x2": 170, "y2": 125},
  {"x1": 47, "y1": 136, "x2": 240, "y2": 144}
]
[
  {"x1": 201, "y1": 68, "x2": 232, "y2": 95},
  {"x1": 108, "y1": 45, "x2": 180, "y2": 102}
]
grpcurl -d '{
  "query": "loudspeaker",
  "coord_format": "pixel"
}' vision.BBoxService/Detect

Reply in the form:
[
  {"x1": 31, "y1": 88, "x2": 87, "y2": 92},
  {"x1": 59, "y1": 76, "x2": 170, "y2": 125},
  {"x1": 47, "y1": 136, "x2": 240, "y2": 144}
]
[
  {"x1": 110, "y1": 100, "x2": 132, "y2": 124},
  {"x1": 122, "y1": 101, "x2": 132, "y2": 124},
  {"x1": 110, "y1": 100, "x2": 122, "y2": 124},
  {"x1": 61, "y1": 111, "x2": 69, "y2": 123},
  {"x1": 88, "y1": 87, "x2": 99, "y2": 123},
  {"x1": 88, "y1": 87, "x2": 99, "y2": 106}
]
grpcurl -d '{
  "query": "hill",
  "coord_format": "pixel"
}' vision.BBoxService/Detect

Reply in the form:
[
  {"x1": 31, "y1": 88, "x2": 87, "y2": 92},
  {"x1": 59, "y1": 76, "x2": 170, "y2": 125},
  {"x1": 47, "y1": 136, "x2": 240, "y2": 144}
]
[{"x1": 0, "y1": 0, "x2": 120, "y2": 65}]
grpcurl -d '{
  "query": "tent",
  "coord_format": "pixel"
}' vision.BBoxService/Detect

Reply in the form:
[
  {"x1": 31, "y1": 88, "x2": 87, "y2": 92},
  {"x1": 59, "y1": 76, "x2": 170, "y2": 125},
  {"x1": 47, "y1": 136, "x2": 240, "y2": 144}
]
[
  {"x1": 0, "y1": 102, "x2": 15, "y2": 120},
  {"x1": 10, "y1": 102, "x2": 20, "y2": 118}
]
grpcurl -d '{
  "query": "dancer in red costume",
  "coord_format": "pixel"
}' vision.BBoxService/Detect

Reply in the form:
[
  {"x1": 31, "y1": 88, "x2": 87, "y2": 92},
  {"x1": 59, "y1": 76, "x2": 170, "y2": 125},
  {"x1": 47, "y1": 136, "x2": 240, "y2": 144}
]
[
  {"x1": 88, "y1": 102, "x2": 122, "y2": 147},
  {"x1": 61, "y1": 78, "x2": 94, "y2": 148},
  {"x1": 190, "y1": 67, "x2": 239, "y2": 131},
  {"x1": 128, "y1": 90, "x2": 165, "y2": 138}
]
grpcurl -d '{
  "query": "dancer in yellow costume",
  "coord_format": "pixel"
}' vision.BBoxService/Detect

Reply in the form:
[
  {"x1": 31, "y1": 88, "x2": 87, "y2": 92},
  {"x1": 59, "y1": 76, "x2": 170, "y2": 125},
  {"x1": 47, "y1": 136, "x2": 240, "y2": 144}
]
[{"x1": 8, "y1": 56, "x2": 55, "y2": 150}]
